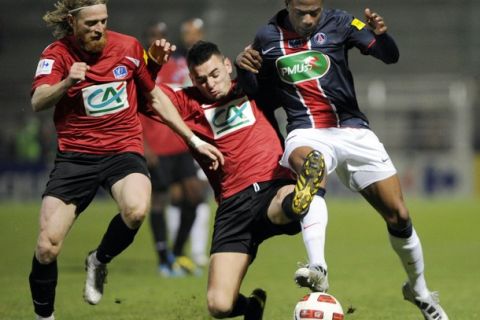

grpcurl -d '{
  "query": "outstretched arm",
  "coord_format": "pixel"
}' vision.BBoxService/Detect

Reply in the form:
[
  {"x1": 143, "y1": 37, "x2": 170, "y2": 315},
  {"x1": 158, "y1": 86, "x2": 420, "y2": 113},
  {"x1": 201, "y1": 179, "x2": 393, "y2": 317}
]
[{"x1": 146, "y1": 86, "x2": 224, "y2": 170}]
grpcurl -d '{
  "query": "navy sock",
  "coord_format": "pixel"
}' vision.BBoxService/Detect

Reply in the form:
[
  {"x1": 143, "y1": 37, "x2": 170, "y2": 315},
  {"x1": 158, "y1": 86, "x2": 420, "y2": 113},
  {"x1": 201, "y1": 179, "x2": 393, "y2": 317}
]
[
  {"x1": 387, "y1": 219, "x2": 413, "y2": 238},
  {"x1": 29, "y1": 255, "x2": 57, "y2": 317},
  {"x1": 96, "y1": 214, "x2": 139, "y2": 264}
]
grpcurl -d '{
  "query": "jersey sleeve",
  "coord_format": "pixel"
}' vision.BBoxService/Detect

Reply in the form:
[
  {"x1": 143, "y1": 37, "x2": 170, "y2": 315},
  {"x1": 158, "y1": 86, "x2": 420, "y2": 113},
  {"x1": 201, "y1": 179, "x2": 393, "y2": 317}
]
[
  {"x1": 343, "y1": 12, "x2": 399, "y2": 63},
  {"x1": 132, "y1": 39, "x2": 156, "y2": 93},
  {"x1": 31, "y1": 44, "x2": 66, "y2": 94}
]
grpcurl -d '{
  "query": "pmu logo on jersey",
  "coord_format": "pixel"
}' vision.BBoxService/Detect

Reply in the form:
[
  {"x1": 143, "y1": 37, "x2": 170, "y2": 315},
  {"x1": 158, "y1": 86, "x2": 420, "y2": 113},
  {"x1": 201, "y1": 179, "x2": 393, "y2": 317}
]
[
  {"x1": 81, "y1": 81, "x2": 129, "y2": 117},
  {"x1": 113, "y1": 65, "x2": 128, "y2": 79},
  {"x1": 275, "y1": 50, "x2": 330, "y2": 85},
  {"x1": 203, "y1": 96, "x2": 256, "y2": 139}
]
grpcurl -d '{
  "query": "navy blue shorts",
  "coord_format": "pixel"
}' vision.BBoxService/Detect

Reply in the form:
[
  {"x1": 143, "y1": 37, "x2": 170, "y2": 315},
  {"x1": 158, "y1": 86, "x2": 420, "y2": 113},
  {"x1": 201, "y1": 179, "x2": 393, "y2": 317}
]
[{"x1": 43, "y1": 151, "x2": 149, "y2": 214}]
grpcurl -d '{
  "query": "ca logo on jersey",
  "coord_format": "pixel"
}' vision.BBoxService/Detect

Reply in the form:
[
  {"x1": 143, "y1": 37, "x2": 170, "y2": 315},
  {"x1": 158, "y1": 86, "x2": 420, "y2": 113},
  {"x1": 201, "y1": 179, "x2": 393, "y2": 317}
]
[
  {"x1": 82, "y1": 81, "x2": 129, "y2": 116},
  {"x1": 203, "y1": 96, "x2": 256, "y2": 139},
  {"x1": 275, "y1": 50, "x2": 330, "y2": 85}
]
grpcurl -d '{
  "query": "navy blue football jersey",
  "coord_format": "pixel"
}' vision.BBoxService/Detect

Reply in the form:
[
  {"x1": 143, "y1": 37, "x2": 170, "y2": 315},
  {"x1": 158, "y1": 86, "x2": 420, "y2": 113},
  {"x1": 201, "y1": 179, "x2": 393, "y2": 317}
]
[{"x1": 250, "y1": 8, "x2": 399, "y2": 133}]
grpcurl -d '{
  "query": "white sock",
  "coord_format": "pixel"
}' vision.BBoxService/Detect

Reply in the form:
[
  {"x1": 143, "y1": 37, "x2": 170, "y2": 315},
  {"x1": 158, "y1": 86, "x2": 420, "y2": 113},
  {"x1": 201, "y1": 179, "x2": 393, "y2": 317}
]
[
  {"x1": 190, "y1": 202, "x2": 210, "y2": 261},
  {"x1": 91, "y1": 251, "x2": 103, "y2": 266},
  {"x1": 389, "y1": 228, "x2": 429, "y2": 298},
  {"x1": 166, "y1": 205, "x2": 180, "y2": 243},
  {"x1": 300, "y1": 195, "x2": 328, "y2": 270}
]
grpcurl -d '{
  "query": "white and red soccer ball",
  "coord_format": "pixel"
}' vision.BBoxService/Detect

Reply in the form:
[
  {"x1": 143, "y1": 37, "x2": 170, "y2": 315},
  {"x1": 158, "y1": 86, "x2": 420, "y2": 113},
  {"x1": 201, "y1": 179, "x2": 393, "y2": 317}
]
[{"x1": 294, "y1": 292, "x2": 344, "y2": 320}]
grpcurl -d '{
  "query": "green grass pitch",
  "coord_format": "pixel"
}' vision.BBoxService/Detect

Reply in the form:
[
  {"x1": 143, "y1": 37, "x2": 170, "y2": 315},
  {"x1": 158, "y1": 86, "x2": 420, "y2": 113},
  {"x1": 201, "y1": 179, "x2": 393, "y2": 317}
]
[{"x1": 0, "y1": 198, "x2": 479, "y2": 319}]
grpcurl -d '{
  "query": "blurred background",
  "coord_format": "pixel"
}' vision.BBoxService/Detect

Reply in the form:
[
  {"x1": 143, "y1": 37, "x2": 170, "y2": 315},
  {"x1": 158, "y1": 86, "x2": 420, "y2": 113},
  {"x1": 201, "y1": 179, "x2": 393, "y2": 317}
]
[{"x1": 0, "y1": 0, "x2": 479, "y2": 200}]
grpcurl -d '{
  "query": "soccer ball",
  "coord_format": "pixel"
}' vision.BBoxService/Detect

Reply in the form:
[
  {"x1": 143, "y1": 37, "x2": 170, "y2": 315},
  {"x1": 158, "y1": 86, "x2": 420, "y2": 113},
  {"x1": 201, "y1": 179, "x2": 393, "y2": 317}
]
[{"x1": 293, "y1": 292, "x2": 344, "y2": 320}]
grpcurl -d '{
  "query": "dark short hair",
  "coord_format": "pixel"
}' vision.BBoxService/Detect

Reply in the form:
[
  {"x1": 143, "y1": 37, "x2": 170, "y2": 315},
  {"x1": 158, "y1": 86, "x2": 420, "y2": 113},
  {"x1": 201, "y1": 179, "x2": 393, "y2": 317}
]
[{"x1": 186, "y1": 40, "x2": 223, "y2": 68}]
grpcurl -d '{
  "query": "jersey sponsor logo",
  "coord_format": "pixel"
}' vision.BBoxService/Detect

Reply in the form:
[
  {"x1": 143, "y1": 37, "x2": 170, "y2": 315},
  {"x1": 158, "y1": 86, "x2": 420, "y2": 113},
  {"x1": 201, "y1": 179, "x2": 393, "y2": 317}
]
[
  {"x1": 313, "y1": 32, "x2": 327, "y2": 45},
  {"x1": 203, "y1": 96, "x2": 256, "y2": 139},
  {"x1": 351, "y1": 18, "x2": 366, "y2": 30},
  {"x1": 275, "y1": 50, "x2": 330, "y2": 84},
  {"x1": 35, "y1": 59, "x2": 54, "y2": 76},
  {"x1": 82, "y1": 81, "x2": 129, "y2": 116},
  {"x1": 113, "y1": 65, "x2": 128, "y2": 79}
]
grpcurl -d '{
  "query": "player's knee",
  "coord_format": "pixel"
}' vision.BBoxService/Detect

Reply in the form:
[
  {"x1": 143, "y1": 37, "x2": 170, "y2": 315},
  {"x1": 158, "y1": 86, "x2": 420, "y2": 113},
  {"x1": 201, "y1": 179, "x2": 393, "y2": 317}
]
[
  {"x1": 36, "y1": 238, "x2": 61, "y2": 264},
  {"x1": 384, "y1": 203, "x2": 410, "y2": 229},
  {"x1": 207, "y1": 291, "x2": 234, "y2": 318},
  {"x1": 122, "y1": 202, "x2": 148, "y2": 228}
]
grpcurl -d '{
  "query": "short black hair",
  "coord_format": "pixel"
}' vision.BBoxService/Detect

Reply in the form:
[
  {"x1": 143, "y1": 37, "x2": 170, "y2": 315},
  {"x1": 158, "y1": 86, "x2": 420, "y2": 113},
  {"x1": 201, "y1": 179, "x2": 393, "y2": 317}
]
[{"x1": 186, "y1": 41, "x2": 223, "y2": 68}]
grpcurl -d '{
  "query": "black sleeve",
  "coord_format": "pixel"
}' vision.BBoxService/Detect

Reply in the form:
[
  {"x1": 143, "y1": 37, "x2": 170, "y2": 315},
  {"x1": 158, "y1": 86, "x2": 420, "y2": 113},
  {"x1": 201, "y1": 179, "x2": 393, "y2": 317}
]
[{"x1": 365, "y1": 33, "x2": 399, "y2": 64}]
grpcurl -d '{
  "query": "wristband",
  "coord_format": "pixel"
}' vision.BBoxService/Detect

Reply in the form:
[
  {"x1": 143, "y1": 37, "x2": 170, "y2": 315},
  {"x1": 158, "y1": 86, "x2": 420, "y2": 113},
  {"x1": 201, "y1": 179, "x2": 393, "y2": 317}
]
[{"x1": 189, "y1": 135, "x2": 207, "y2": 149}]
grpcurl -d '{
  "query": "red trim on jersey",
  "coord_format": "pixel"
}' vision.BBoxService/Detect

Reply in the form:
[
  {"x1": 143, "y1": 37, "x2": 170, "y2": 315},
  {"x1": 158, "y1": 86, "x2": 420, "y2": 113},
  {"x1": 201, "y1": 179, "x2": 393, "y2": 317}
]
[
  {"x1": 367, "y1": 38, "x2": 377, "y2": 49},
  {"x1": 279, "y1": 28, "x2": 337, "y2": 128}
]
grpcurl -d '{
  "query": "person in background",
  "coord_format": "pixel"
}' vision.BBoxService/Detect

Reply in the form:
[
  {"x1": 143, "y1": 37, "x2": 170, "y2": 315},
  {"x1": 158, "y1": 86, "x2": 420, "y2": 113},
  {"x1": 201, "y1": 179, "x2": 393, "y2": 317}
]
[{"x1": 141, "y1": 18, "x2": 210, "y2": 277}]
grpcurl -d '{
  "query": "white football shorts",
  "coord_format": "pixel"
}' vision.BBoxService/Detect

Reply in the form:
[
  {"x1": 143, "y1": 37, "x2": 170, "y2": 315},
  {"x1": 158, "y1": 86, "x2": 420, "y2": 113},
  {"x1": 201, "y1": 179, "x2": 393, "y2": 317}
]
[{"x1": 280, "y1": 127, "x2": 397, "y2": 191}]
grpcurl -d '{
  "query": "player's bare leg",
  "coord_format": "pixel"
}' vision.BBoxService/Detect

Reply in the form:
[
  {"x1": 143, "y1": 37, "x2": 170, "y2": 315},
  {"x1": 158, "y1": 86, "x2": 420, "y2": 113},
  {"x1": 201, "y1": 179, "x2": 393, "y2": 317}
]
[
  {"x1": 207, "y1": 253, "x2": 266, "y2": 319},
  {"x1": 84, "y1": 173, "x2": 150, "y2": 305},
  {"x1": 361, "y1": 174, "x2": 449, "y2": 319},
  {"x1": 30, "y1": 197, "x2": 76, "y2": 319}
]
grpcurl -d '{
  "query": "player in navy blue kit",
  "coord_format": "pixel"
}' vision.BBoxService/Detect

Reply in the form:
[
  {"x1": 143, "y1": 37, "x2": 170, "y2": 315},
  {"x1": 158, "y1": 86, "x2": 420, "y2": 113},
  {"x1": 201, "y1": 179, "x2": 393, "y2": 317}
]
[{"x1": 236, "y1": 1, "x2": 449, "y2": 319}]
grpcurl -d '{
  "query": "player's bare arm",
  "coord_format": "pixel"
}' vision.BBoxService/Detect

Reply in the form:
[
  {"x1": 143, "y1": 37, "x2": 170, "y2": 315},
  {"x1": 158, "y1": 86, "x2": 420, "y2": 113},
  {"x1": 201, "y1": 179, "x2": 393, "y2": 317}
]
[
  {"x1": 364, "y1": 8, "x2": 388, "y2": 35},
  {"x1": 235, "y1": 45, "x2": 262, "y2": 74},
  {"x1": 148, "y1": 86, "x2": 225, "y2": 170},
  {"x1": 31, "y1": 62, "x2": 90, "y2": 112},
  {"x1": 147, "y1": 38, "x2": 177, "y2": 65}
]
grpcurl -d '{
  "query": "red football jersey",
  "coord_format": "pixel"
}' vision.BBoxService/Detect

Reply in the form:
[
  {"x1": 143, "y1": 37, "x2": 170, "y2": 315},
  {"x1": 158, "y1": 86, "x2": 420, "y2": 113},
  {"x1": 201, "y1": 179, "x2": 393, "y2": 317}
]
[
  {"x1": 32, "y1": 31, "x2": 155, "y2": 154},
  {"x1": 158, "y1": 82, "x2": 291, "y2": 201}
]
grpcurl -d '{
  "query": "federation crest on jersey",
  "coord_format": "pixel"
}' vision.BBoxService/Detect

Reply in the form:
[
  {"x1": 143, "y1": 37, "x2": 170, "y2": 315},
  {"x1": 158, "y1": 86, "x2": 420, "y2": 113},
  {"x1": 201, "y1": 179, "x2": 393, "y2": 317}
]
[
  {"x1": 275, "y1": 50, "x2": 330, "y2": 84},
  {"x1": 203, "y1": 96, "x2": 256, "y2": 139},
  {"x1": 82, "y1": 81, "x2": 129, "y2": 116},
  {"x1": 113, "y1": 65, "x2": 128, "y2": 79}
]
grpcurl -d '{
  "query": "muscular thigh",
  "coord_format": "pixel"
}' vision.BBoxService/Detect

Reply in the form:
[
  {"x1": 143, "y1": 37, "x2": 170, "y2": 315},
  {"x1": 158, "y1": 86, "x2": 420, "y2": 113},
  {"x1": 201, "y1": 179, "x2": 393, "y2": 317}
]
[
  {"x1": 101, "y1": 153, "x2": 151, "y2": 213},
  {"x1": 208, "y1": 252, "x2": 250, "y2": 299}
]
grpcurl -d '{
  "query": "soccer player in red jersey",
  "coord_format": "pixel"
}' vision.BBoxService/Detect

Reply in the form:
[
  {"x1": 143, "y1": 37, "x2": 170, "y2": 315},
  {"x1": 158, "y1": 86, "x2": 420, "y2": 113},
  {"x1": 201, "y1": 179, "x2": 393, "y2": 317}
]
[
  {"x1": 236, "y1": 0, "x2": 448, "y2": 319},
  {"x1": 146, "y1": 40, "x2": 323, "y2": 320},
  {"x1": 28, "y1": 1, "x2": 222, "y2": 319}
]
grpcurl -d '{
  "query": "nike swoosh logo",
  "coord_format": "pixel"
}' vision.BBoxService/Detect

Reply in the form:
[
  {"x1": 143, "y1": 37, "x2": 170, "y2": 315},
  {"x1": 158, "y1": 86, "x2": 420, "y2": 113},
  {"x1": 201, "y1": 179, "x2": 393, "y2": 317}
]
[
  {"x1": 381, "y1": 158, "x2": 389, "y2": 163},
  {"x1": 261, "y1": 47, "x2": 275, "y2": 55},
  {"x1": 302, "y1": 222, "x2": 321, "y2": 230}
]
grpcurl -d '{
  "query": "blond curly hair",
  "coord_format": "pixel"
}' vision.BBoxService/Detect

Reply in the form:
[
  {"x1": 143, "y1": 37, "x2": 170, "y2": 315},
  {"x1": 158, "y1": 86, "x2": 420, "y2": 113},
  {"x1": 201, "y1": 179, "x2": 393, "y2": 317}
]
[{"x1": 43, "y1": 0, "x2": 108, "y2": 39}]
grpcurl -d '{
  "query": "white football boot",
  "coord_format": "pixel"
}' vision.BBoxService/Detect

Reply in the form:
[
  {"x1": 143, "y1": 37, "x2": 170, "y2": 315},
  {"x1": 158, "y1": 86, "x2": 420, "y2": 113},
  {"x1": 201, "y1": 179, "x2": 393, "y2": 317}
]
[
  {"x1": 402, "y1": 282, "x2": 449, "y2": 320},
  {"x1": 294, "y1": 264, "x2": 329, "y2": 292},
  {"x1": 83, "y1": 251, "x2": 108, "y2": 305}
]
